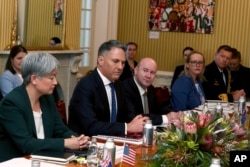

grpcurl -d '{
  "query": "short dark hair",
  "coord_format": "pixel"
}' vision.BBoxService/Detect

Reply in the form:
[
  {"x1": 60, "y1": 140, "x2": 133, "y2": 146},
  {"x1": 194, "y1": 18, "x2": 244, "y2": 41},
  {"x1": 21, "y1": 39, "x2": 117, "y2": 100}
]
[
  {"x1": 5, "y1": 45, "x2": 27, "y2": 74},
  {"x1": 51, "y1": 37, "x2": 61, "y2": 44},
  {"x1": 182, "y1": 47, "x2": 194, "y2": 55},
  {"x1": 98, "y1": 40, "x2": 126, "y2": 56},
  {"x1": 231, "y1": 48, "x2": 241, "y2": 61},
  {"x1": 125, "y1": 42, "x2": 138, "y2": 50},
  {"x1": 216, "y1": 45, "x2": 233, "y2": 53}
]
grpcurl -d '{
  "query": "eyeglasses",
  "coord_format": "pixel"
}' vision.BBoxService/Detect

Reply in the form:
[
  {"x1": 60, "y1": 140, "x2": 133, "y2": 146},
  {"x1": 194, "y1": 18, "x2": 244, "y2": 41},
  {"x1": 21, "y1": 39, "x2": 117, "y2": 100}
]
[{"x1": 189, "y1": 61, "x2": 204, "y2": 66}]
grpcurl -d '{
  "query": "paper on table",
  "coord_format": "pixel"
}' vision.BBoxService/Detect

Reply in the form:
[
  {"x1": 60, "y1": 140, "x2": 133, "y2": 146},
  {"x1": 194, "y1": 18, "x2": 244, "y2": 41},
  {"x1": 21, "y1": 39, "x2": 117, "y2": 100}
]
[
  {"x1": 0, "y1": 157, "x2": 64, "y2": 167},
  {"x1": 195, "y1": 103, "x2": 233, "y2": 111},
  {"x1": 94, "y1": 135, "x2": 143, "y2": 145}
]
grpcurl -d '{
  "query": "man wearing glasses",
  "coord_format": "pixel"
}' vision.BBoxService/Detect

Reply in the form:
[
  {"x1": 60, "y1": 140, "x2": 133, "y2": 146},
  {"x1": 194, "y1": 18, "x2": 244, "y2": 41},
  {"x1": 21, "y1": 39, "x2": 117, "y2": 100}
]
[{"x1": 202, "y1": 45, "x2": 245, "y2": 102}]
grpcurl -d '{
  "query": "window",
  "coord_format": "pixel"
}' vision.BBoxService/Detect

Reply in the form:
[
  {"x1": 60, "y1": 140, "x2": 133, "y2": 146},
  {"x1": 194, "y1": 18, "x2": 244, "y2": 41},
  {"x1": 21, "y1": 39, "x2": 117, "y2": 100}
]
[{"x1": 79, "y1": 0, "x2": 92, "y2": 66}]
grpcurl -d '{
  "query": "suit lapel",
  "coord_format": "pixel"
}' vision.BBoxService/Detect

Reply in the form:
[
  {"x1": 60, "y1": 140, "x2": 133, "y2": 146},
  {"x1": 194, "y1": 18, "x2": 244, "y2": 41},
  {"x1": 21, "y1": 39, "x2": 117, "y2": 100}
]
[
  {"x1": 130, "y1": 79, "x2": 144, "y2": 112},
  {"x1": 94, "y1": 70, "x2": 111, "y2": 120}
]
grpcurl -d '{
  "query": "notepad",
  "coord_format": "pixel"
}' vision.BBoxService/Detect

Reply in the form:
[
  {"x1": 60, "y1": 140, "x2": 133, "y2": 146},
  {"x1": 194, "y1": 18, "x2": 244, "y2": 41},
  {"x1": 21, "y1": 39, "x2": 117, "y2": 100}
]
[
  {"x1": 31, "y1": 151, "x2": 76, "y2": 163},
  {"x1": 94, "y1": 135, "x2": 143, "y2": 145}
]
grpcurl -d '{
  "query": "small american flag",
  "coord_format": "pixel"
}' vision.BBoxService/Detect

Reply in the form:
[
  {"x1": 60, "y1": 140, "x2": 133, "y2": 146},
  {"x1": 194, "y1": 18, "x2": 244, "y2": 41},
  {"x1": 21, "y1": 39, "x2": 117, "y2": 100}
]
[
  {"x1": 122, "y1": 144, "x2": 136, "y2": 166},
  {"x1": 99, "y1": 156, "x2": 112, "y2": 167}
]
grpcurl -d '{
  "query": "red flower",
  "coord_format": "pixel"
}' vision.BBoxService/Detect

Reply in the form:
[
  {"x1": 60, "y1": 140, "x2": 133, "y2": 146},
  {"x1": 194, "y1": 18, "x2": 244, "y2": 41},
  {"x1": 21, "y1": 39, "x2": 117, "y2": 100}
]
[{"x1": 200, "y1": 134, "x2": 213, "y2": 149}]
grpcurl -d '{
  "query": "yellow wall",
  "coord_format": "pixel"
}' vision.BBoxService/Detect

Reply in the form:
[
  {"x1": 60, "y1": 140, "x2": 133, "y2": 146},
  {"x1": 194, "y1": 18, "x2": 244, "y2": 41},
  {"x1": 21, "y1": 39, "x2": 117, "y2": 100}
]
[
  {"x1": 117, "y1": 0, "x2": 250, "y2": 71},
  {"x1": 0, "y1": 0, "x2": 81, "y2": 50},
  {"x1": 26, "y1": 0, "x2": 63, "y2": 46},
  {"x1": 64, "y1": 0, "x2": 81, "y2": 49},
  {"x1": 0, "y1": 0, "x2": 15, "y2": 50}
]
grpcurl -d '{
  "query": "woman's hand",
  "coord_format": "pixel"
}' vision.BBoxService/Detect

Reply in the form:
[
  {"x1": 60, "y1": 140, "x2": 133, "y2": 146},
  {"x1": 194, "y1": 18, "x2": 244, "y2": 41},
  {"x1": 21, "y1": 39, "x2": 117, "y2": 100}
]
[{"x1": 64, "y1": 134, "x2": 90, "y2": 150}]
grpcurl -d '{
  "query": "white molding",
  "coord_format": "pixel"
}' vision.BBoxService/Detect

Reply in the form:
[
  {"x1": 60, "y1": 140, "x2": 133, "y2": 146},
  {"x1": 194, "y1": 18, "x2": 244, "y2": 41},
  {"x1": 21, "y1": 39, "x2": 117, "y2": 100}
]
[
  {"x1": 92, "y1": 0, "x2": 119, "y2": 68},
  {"x1": 153, "y1": 70, "x2": 174, "y2": 90}
]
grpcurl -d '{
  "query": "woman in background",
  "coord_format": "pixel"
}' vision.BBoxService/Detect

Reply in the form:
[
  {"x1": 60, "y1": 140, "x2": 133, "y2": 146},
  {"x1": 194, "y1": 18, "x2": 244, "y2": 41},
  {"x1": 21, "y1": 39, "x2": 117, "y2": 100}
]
[
  {"x1": 171, "y1": 51, "x2": 206, "y2": 111},
  {"x1": 119, "y1": 42, "x2": 138, "y2": 81},
  {"x1": 0, "y1": 45, "x2": 27, "y2": 97},
  {"x1": 0, "y1": 52, "x2": 90, "y2": 162}
]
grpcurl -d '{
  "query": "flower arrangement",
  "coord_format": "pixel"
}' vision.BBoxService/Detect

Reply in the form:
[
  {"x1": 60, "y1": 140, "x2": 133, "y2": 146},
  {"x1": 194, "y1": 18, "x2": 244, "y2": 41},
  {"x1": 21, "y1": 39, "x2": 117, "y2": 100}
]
[{"x1": 149, "y1": 111, "x2": 249, "y2": 167}]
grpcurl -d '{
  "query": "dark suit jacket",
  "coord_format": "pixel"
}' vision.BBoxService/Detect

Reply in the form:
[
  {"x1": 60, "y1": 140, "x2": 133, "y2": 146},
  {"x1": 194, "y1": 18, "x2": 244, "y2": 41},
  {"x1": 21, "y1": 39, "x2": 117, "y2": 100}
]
[
  {"x1": 123, "y1": 77, "x2": 172, "y2": 125},
  {"x1": 119, "y1": 60, "x2": 138, "y2": 81},
  {"x1": 230, "y1": 65, "x2": 250, "y2": 99},
  {"x1": 202, "y1": 61, "x2": 233, "y2": 102},
  {"x1": 0, "y1": 84, "x2": 77, "y2": 162},
  {"x1": 171, "y1": 65, "x2": 184, "y2": 88},
  {"x1": 68, "y1": 68, "x2": 134, "y2": 136}
]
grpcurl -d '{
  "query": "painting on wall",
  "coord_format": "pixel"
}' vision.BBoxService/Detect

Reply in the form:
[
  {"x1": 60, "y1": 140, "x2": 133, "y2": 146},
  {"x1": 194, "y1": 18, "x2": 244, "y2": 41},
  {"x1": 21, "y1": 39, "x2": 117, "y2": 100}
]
[
  {"x1": 54, "y1": 0, "x2": 63, "y2": 25},
  {"x1": 148, "y1": 0, "x2": 215, "y2": 34}
]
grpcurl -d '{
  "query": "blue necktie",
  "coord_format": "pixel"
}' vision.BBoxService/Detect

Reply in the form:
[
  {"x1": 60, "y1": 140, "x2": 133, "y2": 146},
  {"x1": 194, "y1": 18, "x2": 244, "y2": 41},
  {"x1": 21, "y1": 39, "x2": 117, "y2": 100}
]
[{"x1": 109, "y1": 83, "x2": 116, "y2": 123}]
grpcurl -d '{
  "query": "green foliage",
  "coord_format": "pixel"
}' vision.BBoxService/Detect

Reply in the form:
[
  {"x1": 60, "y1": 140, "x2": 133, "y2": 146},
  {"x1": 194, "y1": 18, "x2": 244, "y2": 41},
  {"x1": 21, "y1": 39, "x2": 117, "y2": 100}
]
[{"x1": 148, "y1": 111, "x2": 249, "y2": 167}]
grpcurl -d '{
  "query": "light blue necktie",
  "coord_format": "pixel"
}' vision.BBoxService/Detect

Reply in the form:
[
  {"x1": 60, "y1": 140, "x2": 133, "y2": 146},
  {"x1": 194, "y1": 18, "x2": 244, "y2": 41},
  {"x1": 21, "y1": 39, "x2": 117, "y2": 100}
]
[{"x1": 109, "y1": 83, "x2": 117, "y2": 123}]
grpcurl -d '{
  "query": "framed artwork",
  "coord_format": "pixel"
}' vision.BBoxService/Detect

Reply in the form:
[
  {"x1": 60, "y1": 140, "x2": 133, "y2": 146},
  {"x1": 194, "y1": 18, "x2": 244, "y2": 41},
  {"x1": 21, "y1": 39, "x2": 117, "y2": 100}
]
[
  {"x1": 148, "y1": 0, "x2": 215, "y2": 34},
  {"x1": 54, "y1": 0, "x2": 63, "y2": 25}
]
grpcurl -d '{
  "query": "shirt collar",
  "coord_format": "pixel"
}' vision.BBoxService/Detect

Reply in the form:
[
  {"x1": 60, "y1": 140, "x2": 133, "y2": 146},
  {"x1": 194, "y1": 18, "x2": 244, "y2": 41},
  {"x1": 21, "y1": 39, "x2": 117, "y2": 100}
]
[
  {"x1": 133, "y1": 77, "x2": 147, "y2": 96},
  {"x1": 217, "y1": 66, "x2": 224, "y2": 73},
  {"x1": 97, "y1": 68, "x2": 112, "y2": 86}
]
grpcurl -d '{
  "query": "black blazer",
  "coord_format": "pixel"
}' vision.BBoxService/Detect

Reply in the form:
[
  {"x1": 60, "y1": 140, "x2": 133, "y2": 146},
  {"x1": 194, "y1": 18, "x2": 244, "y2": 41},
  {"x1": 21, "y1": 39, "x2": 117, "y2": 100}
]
[
  {"x1": 202, "y1": 61, "x2": 233, "y2": 101},
  {"x1": 230, "y1": 65, "x2": 250, "y2": 99},
  {"x1": 119, "y1": 60, "x2": 137, "y2": 81},
  {"x1": 171, "y1": 65, "x2": 184, "y2": 88},
  {"x1": 68, "y1": 68, "x2": 134, "y2": 136},
  {"x1": 123, "y1": 77, "x2": 171, "y2": 125}
]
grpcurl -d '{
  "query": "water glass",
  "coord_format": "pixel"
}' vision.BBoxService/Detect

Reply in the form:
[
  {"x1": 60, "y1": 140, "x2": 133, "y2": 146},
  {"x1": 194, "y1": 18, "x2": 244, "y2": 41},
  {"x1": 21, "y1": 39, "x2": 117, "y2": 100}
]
[{"x1": 86, "y1": 157, "x2": 99, "y2": 167}]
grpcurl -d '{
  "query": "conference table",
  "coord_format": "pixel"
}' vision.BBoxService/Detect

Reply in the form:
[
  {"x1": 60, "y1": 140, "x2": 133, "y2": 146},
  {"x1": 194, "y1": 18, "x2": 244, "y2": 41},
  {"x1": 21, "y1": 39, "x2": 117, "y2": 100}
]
[{"x1": 66, "y1": 138, "x2": 157, "y2": 167}]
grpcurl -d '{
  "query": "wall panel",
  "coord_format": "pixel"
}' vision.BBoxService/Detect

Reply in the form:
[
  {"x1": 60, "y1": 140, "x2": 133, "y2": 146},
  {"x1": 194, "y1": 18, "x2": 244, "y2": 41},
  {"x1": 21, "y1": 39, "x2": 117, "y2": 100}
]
[
  {"x1": 0, "y1": 0, "x2": 15, "y2": 50},
  {"x1": 26, "y1": 0, "x2": 63, "y2": 46},
  {"x1": 117, "y1": 0, "x2": 250, "y2": 71}
]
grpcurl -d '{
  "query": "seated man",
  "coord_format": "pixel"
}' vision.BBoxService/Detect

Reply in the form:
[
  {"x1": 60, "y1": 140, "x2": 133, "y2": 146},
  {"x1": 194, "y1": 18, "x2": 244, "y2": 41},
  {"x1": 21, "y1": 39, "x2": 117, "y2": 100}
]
[
  {"x1": 123, "y1": 57, "x2": 182, "y2": 125},
  {"x1": 202, "y1": 45, "x2": 245, "y2": 102},
  {"x1": 170, "y1": 47, "x2": 194, "y2": 89},
  {"x1": 68, "y1": 40, "x2": 148, "y2": 136},
  {"x1": 229, "y1": 48, "x2": 250, "y2": 99}
]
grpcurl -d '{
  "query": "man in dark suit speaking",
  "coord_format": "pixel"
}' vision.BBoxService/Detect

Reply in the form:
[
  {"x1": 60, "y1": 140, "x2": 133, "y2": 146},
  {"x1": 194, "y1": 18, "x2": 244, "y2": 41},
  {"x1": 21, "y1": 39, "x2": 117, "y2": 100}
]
[{"x1": 68, "y1": 40, "x2": 148, "y2": 136}]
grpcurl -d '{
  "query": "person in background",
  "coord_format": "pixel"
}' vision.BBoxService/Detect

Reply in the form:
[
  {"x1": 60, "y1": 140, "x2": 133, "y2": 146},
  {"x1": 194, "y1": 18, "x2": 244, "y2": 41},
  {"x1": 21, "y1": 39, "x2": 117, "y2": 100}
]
[
  {"x1": 49, "y1": 37, "x2": 61, "y2": 47},
  {"x1": 0, "y1": 45, "x2": 27, "y2": 97},
  {"x1": 202, "y1": 45, "x2": 245, "y2": 102},
  {"x1": 229, "y1": 48, "x2": 250, "y2": 99},
  {"x1": 0, "y1": 52, "x2": 90, "y2": 162},
  {"x1": 68, "y1": 40, "x2": 148, "y2": 136},
  {"x1": 170, "y1": 47, "x2": 194, "y2": 88},
  {"x1": 119, "y1": 42, "x2": 138, "y2": 81},
  {"x1": 123, "y1": 57, "x2": 182, "y2": 125},
  {"x1": 171, "y1": 51, "x2": 206, "y2": 111}
]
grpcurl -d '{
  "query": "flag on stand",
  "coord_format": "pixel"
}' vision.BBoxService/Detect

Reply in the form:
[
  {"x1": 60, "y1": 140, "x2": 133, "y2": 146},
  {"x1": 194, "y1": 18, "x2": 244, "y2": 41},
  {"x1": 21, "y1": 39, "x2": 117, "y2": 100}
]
[
  {"x1": 99, "y1": 156, "x2": 112, "y2": 167},
  {"x1": 121, "y1": 144, "x2": 136, "y2": 166}
]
